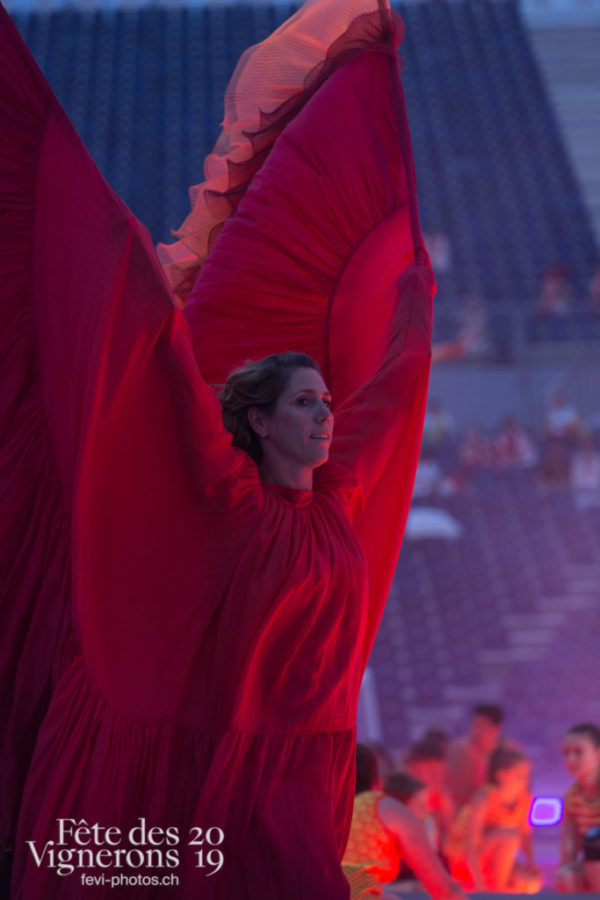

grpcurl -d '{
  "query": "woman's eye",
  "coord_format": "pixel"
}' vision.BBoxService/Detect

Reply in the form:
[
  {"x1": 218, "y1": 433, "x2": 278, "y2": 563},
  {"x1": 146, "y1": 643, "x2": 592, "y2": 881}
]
[{"x1": 296, "y1": 396, "x2": 331, "y2": 407}]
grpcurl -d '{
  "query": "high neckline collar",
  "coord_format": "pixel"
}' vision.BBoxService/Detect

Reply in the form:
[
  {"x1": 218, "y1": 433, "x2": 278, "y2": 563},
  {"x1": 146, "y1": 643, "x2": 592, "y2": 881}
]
[{"x1": 262, "y1": 481, "x2": 313, "y2": 507}]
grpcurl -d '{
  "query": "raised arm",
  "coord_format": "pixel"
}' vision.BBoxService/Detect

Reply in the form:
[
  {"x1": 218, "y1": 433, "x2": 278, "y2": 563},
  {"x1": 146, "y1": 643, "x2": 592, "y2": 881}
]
[
  {"x1": 560, "y1": 810, "x2": 579, "y2": 866},
  {"x1": 315, "y1": 262, "x2": 434, "y2": 514},
  {"x1": 152, "y1": 1, "x2": 429, "y2": 664},
  {"x1": 460, "y1": 792, "x2": 489, "y2": 892},
  {"x1": 378, "y1": 797, "x2": 464, "y2": 900}
]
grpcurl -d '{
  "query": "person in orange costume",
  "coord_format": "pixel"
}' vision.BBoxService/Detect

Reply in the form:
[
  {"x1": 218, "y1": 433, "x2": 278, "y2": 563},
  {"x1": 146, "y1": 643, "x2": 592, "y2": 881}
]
[
  {"x1": 404, "y1": 738, "x2": 455, "y2": 849},
  {"x1": 342, "y1": 745, "x2": 464, "y2": 899},
  {"x1": 445, "y1": 746, "x2": 542, "y2": 893},
  {"x1": 445, "y1": 703, "x2": 506, "y2": 810}
]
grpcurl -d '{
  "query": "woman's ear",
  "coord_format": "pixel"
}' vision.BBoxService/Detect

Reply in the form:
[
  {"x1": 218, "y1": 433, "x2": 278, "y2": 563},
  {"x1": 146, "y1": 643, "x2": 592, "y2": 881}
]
[{"x1": 248, "y1": 407, "x2": 268, "y2": 439}]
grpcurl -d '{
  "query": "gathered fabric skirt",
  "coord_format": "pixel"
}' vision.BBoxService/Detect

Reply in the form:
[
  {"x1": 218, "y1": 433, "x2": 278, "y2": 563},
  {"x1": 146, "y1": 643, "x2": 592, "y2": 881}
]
[{"x1": 13, "y1": 638, "x2": 356, "y2": 898}]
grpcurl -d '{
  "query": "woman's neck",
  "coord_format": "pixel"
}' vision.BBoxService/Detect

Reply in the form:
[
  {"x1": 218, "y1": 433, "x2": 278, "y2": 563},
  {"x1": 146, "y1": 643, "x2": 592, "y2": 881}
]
[{"x1": 258, "y1": 460, "x2": 313, "y2": 491}]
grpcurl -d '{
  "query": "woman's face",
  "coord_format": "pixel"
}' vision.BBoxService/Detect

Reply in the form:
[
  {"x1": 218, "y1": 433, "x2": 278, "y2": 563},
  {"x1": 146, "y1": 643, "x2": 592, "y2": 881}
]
[
  {"x1": 255, "y1": 367, "x2": 333, "y2": 473},
  {"x1": 562, "y1": 733, "x2": 600, "y2": 782}
]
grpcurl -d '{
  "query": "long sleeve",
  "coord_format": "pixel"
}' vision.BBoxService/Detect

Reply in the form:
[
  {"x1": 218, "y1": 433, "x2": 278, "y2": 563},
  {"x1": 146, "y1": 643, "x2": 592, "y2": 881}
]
[
  {"x1": 316, "y1": 262, "x2": 434, "y2": 512},
  {"x1": 164, "y1": 0, "x2": 432, "y2": 668},
  {"x1": 315, "y1": 261, "x2": 434, "y2": 666}
]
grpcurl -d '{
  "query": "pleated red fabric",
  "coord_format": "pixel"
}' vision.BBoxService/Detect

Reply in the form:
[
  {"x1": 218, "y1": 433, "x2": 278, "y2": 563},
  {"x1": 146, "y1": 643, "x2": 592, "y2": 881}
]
[{"x1": 0, "y1": 0, "x2": 434, "y2": 896}]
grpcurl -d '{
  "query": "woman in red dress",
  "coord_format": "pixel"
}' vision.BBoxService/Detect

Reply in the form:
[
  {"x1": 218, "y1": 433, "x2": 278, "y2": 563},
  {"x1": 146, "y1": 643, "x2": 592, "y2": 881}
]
[{"x1": 0, "y1": 0, "x2": 434, "y2": 895}]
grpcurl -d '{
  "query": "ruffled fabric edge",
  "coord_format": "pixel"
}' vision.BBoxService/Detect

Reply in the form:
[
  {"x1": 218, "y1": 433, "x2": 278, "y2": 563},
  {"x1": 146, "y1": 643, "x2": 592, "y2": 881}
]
[{"x1": 157, "y1": 0, "x2": 404, "y2": 307}]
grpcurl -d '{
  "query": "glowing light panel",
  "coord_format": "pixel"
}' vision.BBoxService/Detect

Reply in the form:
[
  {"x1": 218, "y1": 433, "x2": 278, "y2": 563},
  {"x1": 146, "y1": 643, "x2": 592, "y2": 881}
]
[{"x1": 530, "y1": 797, "x2": 563, "y2": 826}]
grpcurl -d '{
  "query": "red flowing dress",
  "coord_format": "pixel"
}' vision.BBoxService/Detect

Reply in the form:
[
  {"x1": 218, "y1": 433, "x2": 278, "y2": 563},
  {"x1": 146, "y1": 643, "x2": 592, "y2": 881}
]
[{"x1": 0, "y1": 0, "x2": 434, "y2": 896}]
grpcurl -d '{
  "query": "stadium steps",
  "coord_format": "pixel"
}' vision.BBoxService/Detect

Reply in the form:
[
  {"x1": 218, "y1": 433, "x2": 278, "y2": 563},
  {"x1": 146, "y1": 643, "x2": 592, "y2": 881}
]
[{"x1": 528, "y1": 25, "x2": 600, "y2": 242}]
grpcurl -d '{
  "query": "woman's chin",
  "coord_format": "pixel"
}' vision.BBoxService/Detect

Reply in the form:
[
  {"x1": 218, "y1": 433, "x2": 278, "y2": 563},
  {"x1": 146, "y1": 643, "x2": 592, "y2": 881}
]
[{"x1": 311, "y1": 448, "x2": 330, "y2": 468}]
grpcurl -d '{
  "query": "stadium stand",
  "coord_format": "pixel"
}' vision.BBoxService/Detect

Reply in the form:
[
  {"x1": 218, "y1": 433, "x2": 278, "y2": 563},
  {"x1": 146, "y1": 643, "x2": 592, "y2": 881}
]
[
  {"x1": 370, "y1": 460, "x2": 600, "y2": 767},
  {"x1": 11, "y1": 0, "x2": 599, "y2": 319},
  {"x1": 529, "y1": 24, "x2": 600, "y2": 242}
]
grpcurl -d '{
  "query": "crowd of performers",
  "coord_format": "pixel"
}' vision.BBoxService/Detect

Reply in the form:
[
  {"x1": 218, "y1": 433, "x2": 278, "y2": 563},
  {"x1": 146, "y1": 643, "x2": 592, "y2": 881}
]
[{"x1": 341, "y1": 708, "x2": 600, "y2": 897}]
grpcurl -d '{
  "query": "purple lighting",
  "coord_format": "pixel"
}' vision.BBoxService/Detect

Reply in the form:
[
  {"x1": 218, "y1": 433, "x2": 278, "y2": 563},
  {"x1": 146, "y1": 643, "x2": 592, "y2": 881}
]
[{"x1": 530, "y1": 797, "x2": 563, "y2": 827}]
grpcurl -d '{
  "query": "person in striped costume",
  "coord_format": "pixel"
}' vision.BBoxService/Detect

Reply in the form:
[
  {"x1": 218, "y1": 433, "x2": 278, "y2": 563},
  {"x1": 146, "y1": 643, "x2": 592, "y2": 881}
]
[{"x1": 557, "y1": 723, "x2": 600, "y2": 893}]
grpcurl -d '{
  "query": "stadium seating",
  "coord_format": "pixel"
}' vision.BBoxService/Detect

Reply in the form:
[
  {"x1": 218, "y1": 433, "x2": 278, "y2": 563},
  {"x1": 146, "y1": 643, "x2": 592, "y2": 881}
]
[
  {"x1": 371, "y1": 458, "x2": 600, "y2": 771},
  {"x1": 12, "y1": 0, "x2": 598, "y2": 315}
]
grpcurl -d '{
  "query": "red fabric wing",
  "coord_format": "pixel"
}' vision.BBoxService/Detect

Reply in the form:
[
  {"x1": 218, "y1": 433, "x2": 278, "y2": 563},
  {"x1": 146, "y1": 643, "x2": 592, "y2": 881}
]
[
  {"x1": 183, "y1": 20, "x2": 432, "y2": 664},
  {"x1": 1, "y1": 0, "x2": 432, "y2": 895}
]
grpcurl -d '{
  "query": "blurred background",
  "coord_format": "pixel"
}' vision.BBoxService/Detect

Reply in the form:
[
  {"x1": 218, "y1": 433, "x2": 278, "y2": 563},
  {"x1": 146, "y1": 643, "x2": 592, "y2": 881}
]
[{"x1": 6, "y1": 0, "x2": 599, "y2": 886}]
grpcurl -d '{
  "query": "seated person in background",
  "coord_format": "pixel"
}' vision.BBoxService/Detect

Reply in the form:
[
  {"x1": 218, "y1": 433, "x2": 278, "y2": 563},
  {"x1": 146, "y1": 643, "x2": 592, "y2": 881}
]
[
  {"x1": 364, "y1": 741, "x2": 395, "y2": 779},
  {"x1": 423, "y1": 230, "x2": 452, "y2": 276},
  {"x1": 587, "y1": 264, "x2": 600, "y2": 315},
  {"x1": 557, "y1": 723, "x2": 600, "y2": 893},
  {"x1": 535, "y1": 266, "x2": 574, "y2": 319},
  {"x1": 445, "y1": 704, "x2": 506, "y2": 811},
  {"x1": 385, "y1": 771, "x2": 444, "y2": 890},
  {"x1": 412, "y1": 451, "x2": 443, "y2": 499},
  {"x1": 444, "y1": 746, "x2": 542, "y2": 893},
  {"x1": 537, "y1": 435, "x2": 571, "y2": 489},
  {"x1": 422, "y1": 399, "x2": 455, "y2": 449},
  {"x1": 457, "y1": 294, "x2": 490, "y2": 360},
  {"x1": 342, "y1": 744, "x2": 464, "y2": 900},
  {"x1": 384, "y1": 771, "x2": 430, "y2": 821},
  {"x1": 570, "y1": 434, "x2": 600, "y2": 508},
  {"x1": 422, "y1": 729, "x2": 451, "y2": 756},
  {"x1": 545, "y1": 390, "x2": 582, "y2": 445},
  {"x1": 458, "y1": 426, "x2": 490, "y2": 478},
  {"x1": 404, "y1": 739, "x2": 455, "y2": 848},
  {"x1": 493, "y1": 416, "x2": 538, "y2": 469}
]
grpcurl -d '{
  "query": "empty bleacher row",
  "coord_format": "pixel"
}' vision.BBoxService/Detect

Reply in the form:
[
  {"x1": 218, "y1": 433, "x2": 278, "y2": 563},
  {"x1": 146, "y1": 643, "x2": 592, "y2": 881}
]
[{"x1": 11, "y1": 0, "x2": 599, "y2": 318}]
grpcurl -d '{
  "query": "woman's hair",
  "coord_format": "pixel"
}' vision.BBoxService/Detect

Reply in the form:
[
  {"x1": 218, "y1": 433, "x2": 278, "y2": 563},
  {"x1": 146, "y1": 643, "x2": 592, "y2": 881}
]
[
  {"x1": 566, "y1": 723, "x2": 600, "y2": 748},
  {"x1": 384, "y1": 771, "x2": 426, "y2": 805},
  {"x1": 356, "y1": 743, "x2": 380, "y2": 795},
  {"x1": 487, "y1": 745, "x2": 527, "y2": 785},
  {"x1": 219, "y1": 351, "x2": 321, "y2": 464}
]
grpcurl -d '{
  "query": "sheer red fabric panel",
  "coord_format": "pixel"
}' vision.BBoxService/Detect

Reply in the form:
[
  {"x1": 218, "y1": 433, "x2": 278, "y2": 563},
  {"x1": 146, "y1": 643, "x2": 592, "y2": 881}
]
[
  {"x1": 1, "y1": 0, "x2": 432, "y2": 895},
  {"x1": 183, "y1": 43, "x2": 432, "y2": 664}
]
